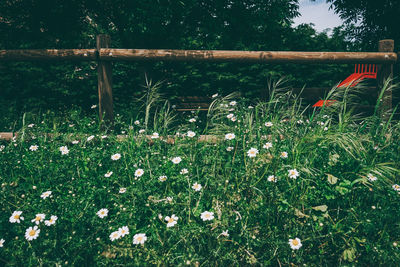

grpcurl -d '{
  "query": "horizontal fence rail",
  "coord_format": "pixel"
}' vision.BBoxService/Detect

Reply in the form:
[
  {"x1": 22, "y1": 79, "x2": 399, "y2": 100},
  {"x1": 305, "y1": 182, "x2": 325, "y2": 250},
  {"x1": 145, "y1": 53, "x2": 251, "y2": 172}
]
[
  {"x1": 0, "y1": 49, "x2": 97, "y2": 61},
  {"x1": 99, "y1": 49, "x2": 398, "y2": 64},
  {"x1": 0, "y1": 49, "x2": 398, "y2": 63}
]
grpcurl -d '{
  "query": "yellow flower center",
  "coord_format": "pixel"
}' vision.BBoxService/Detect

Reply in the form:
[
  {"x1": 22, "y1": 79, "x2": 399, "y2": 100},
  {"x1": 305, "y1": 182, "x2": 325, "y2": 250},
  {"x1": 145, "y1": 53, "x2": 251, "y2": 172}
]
[
  {"x1": 29, "y1": 230, "x2": 36, "y2": 236},
  {"x1": 35, "y1": 216, "x2": 41, "y2": 221},
  {"x1": 14, "y1": 215, "x2": 20, "y2": 219},
  {"x1": 168, "y1": 218, "x2": 174, "y2": 223},
  {"x1": 292, "y1": 239, "x2": 299, "y2": 246},
  {"x1": 137, "y1": 236, "x2": 143, "y2": 242}
]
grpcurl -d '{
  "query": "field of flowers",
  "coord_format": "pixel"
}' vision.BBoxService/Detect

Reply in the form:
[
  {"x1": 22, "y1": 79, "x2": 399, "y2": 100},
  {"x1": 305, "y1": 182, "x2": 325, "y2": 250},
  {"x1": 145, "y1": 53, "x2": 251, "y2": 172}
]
[{"x1": 1, "y1": 81, "x2": 400, "y2": 266}]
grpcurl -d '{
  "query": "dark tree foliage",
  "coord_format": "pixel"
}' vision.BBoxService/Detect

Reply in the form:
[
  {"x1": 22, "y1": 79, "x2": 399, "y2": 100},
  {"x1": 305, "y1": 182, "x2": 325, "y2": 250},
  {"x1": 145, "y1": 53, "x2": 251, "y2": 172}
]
[
  {"x1": 0, "y1": 0, "x2": 352, "y2": 125},
  {"x1": 323, "y1": 0, "x2": 400, "y2": 51}
]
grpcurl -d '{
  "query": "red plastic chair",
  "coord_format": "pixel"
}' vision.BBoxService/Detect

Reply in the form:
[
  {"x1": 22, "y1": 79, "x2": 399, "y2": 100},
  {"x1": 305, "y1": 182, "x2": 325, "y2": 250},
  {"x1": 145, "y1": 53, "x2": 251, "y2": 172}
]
[{"x1": 313, "y1": 64, "x2": 377, "y2": 107}]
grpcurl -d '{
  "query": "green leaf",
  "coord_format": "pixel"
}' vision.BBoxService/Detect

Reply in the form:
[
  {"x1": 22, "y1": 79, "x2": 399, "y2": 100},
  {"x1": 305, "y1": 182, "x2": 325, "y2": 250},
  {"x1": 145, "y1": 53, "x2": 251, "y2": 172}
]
[
  {"x1": 342, "y1": 247, "x2": 357, "y2": 262},
  {"x1": 336, "y1": 186, "x2": 349, "y2": 195},
  {"x1": 327, "y1": 174, "x2": 338, "y2": 184},
  {"x1": 312, "y1": 205, "x2": 328, "y2": 212},
  {"x1": 294, "y1": 208, "x2": 309, "y2": 218}
]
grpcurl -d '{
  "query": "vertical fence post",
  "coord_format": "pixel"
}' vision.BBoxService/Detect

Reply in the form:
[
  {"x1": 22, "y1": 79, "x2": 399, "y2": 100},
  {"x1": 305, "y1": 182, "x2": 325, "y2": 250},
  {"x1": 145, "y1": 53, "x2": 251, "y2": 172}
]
[
  {"x1": 96, "y1": 34, "x2": 114, "y2": 127},
  {"x1": 377, "y1": 39, "x2": 394, "y2": 117}
]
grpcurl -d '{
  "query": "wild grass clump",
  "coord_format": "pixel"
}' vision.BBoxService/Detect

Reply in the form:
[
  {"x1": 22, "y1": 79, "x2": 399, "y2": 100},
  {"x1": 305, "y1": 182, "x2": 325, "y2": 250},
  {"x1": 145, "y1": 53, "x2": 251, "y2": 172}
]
[{"x1": 0, "y1": 79, "x2": 399, "y2": 266}]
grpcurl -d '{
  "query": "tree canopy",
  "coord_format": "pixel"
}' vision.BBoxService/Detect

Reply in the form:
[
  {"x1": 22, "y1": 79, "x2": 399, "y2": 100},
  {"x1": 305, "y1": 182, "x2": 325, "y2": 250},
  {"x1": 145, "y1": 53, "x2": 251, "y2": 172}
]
[{"x1": 323, "y1": 0, "x2": 400, "y2": 51}]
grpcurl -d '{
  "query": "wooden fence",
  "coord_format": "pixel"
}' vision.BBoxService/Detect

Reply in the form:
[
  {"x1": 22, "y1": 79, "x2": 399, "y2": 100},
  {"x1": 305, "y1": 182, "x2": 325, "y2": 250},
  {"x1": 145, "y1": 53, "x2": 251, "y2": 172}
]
[{"x1": 0, "y1": 35, "x2": 397, "y2": 127}]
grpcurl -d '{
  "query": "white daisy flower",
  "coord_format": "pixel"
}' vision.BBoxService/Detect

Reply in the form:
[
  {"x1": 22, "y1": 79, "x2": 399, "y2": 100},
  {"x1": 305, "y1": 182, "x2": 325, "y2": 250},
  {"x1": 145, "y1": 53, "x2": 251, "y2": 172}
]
[
  {"x1": 29, "y1": 145, "x2": 38, "y2": 151},
  {"x1": 25, "y1": 226, "x2": 40, "y2": 241},
  {"x1": 288, "y1": 169, "x2": 299, "y2": 179},
  {"x1": 227, "y1": 113, "x2": 234, "y2": 119},
  {"x1": 119, "y1": 188, "x2": 126, "y2": 194},
  {"x1": 159, "y1": 176, "x2": 167, "y2": 182},
  {"x1": 187, "y1": 131, "x2": 196, "y2": 138},
  {"x1": 267, "y1": 175, "x2": 277, "y2": 182},
  {"x1": 166, "y1": 196, "x2": 173, "y2": 202},
  {"x1": 263, "y1": 142, "x2": 272, "y2": 149},
  {"x1": 165, "y1": 214, "x2": 179, "y2": 227},
  {"x1": 44, "y1": 215, "x2": 58, "y2": 226},
  {"x1": 226, "y1": 146, "x2": 234, "y2": 152},
  {"x1": 0, "y1": 239, "x2": 4, "y2": 247},
  {"x1": 134, "y1": 120, "x2": 140, "y2": 125},
  {"x1": 71, "y1": 140, "x2": 79, "y2": 144},
  {"x1": 367, "y1": 173, "x2": 377, "y2": 182},
  {"x1": 220, "y1": 230, "x2": 229, "y2": 237},
  {"x1": 139, "y1": 129, "x2": 145, "y2": 134},
  {"x1": 31, "y1": 214, "x2": 45, "y2": 225},
  {"x1": 280, "y1": 151, "x2": 288, "y2": 159},
  {"x1": 180, "y1": 168, "x2": 188, "y2": 175},
  {"x1": 59, "y1": 146, "x2": 69, "y2": 155},
  {"x1": 297, "y1": 120, "x2": 304, "y2": 124},
  {"x1": 323, "y1": 127, "x2": 328, "y2": 131},
  {"x1": 101, "y1": 135, "x2": 107, "y2": 139},
  {"x1": 189, "y1": 118, "x2": 196, "y2": 123},
  {"x1": 230, "y1": 101, "x2": 237, "y2": 106},
  {"x1": 151, "y1": 132, "x2": 159, "y2": 139},
  {"x1": 225, "y1": 133, "x2": 235, "y2": 140},
  {"x1": 118, "y1": 226, "x2": 129, "y2": 237},
  {"x1": 200, "y1": 211, "x2": 214, "y2": 221},
  {"x1": 87, "y1": 135, "x2": 95, "y2": 141},
  {"x1": 192, "y1": 182, "x2": 202, "y2": 191},
  {"x1": 265, "y1": 122, "x2": 273, "y2": 127},
  {"x1": 109, "y1": 231, "x2": 121, "y2": 241},
  {"x1": 27, "y1": 123, "x2": 35, "y2": 128},
  {"x1": 212, "y1": 93, "x2": 218, "y2": 98},
  {"x1": 289, "y1": 237, "x2": 302, "y2": 250},
  {"x1": 104, "y1": 171, "x2": 113, "y2": 177},
  {"x1": 97, "y1": 208, "x2": 109, "y2": 218},
  {"x1": 172, "y1": 157, "x2": 182, "y2": 164},
  {"x1": 247, "y1": 148, "x2": 259, "y2": 158},
  {"x1": 231, "y1": 117, "x2": 237, "y2": 122},
  {"x1": 40, "y1": 191, "x2": 52, "y2": 199},
  {"x1": 392, "y1": 184, "x2": 400, "y2": 191},
  {"x1": 133, "y1": 233, "x2": 147, "y2": 245},
  {"x1": 135, "y1": 169, "x2": 144, "y2": 177},
  {"x1": 9, "y1": 211, "x2": 24, "y2": 223},
  {"x1": 91, "y1": 105, "x2": 97, "y2": 109},
  {"x1": 111, "y1": 153, "x2": 121, "y2": 161}
]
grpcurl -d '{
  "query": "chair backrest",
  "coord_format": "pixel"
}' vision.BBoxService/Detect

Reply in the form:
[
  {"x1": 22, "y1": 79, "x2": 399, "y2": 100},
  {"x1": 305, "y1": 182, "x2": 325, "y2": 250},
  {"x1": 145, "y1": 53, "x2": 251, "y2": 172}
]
[{"x1": 355, "y1": 64, "x2": 377, "y2": 74}]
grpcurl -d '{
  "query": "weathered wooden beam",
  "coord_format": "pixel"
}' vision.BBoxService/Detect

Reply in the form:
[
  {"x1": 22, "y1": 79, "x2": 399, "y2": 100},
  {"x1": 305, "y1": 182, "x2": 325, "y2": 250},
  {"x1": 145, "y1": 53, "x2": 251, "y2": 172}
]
[
  {"x1": 377, "y1": 39, "x2": 394, "y2": 117},
  {"x1": 0, "y1": 132, "x2": 281, "y2": 144},
  {"x1": 0, "y1": 132, "x2": 219, "y2": 143},
  {"x1": 99, "y1": 49, "x2": 398, "y2": 64},
  {"x1": 0, "y1": 49, "x2": 397, "y2": 64},
  {"x1": 97, "y1": 35, "x2": 114, "y2": 127},
  {"x1": 0, "y1": 49, "x2": 97, "y2": 61}
]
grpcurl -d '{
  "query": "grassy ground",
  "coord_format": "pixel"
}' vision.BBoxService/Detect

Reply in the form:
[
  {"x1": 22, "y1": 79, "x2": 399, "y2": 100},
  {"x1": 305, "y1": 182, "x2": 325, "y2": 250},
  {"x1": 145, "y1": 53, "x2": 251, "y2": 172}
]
[{"x1": 1, "y1": 80, "x2": 400, "y2": 266}]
